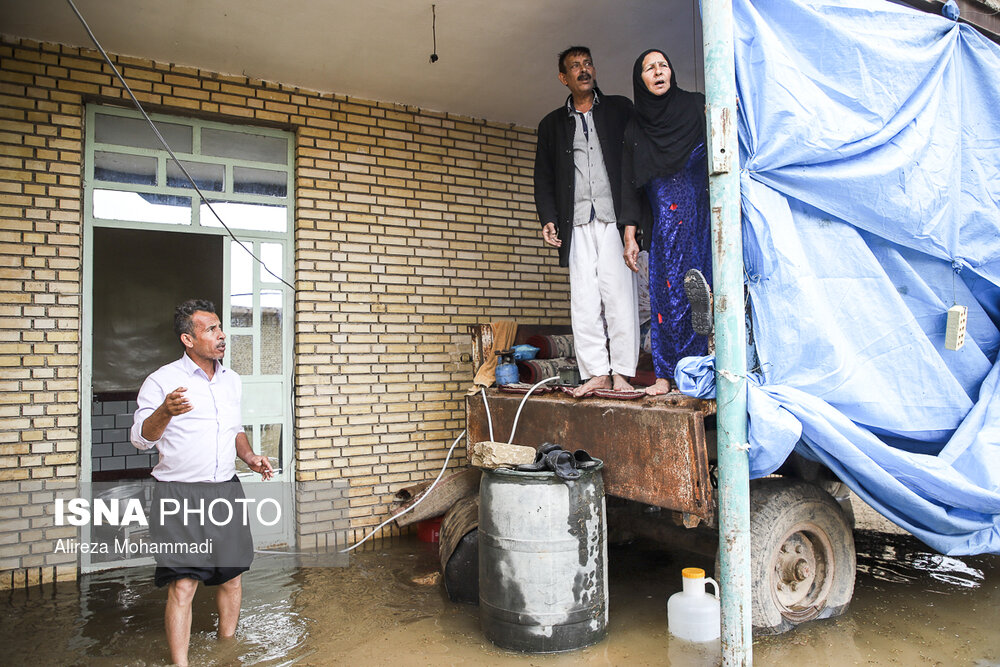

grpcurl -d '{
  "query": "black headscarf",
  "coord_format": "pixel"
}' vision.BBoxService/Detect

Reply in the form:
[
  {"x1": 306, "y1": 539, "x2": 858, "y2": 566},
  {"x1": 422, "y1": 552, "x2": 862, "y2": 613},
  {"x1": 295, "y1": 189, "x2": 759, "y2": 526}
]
[{"x1": 628, "y1": 49, "x2": 706, "y2": 187}]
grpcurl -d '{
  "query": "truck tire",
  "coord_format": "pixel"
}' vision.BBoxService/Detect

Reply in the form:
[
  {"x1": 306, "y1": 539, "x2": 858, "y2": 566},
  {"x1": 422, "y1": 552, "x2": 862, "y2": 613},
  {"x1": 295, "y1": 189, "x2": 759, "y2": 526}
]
[
  {"x1": 778, "y1": 452, "x2": 855, "y2": 529},
  {"x1": 748, "y1": 478, "x2": 856, "y2": 635}
]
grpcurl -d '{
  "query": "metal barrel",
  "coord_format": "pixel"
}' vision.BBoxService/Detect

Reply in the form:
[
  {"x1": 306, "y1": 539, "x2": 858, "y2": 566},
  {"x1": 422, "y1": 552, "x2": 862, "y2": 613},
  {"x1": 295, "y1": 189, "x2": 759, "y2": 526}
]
[{"x1": 478, "y1": 462, "x2": 608, "y2": 653}]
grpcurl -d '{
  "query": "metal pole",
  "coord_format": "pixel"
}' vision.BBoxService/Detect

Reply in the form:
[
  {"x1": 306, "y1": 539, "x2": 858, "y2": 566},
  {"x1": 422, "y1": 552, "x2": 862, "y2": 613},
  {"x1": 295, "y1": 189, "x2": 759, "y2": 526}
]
[{"x1": 699, "y1": 0, "x2": 752, "y2": 664}]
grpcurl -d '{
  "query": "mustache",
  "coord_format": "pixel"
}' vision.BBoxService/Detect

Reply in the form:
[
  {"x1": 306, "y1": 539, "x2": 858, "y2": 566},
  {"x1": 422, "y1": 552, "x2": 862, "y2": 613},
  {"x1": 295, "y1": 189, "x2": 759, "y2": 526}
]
[{"x1": 577, "y1": 73, "x2": 592, "y2": 82}]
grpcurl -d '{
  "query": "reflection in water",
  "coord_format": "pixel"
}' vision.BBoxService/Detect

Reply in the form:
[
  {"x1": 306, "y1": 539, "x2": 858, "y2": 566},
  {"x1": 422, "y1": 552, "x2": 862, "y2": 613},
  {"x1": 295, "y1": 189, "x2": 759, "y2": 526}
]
[
  {"x1": 911, "y1": 553, "x2": 984, "y2": 588},
  {"x1": 856, "y1": 530, "x2": 986, "y2": 589},
  {"x1": 1, "y1": 531, "x2": 998, "y2": 665},
  {"x1": 2, "y1": 557, "x2": 308, "y2": 666}
]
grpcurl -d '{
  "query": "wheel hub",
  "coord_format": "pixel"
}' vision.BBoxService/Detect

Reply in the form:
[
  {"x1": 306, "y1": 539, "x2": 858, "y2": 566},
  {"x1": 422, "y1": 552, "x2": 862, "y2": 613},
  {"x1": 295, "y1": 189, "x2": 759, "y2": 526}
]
[{"x1": 770, "y1": 524, "x2": 834, "y2": 621}]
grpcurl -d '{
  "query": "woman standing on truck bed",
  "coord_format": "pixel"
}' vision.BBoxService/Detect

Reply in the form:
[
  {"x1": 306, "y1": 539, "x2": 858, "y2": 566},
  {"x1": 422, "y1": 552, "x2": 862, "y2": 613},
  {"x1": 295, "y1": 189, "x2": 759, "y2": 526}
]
[{"x1": 621, "y1": 48, "x2": 712, "y2": 396}]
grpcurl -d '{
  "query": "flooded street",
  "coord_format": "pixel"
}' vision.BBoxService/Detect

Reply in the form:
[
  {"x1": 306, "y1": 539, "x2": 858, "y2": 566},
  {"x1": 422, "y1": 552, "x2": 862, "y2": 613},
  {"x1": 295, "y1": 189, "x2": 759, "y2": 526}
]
[{"x1": 3, "y1": 522, "x2": 999, "y2": 666}]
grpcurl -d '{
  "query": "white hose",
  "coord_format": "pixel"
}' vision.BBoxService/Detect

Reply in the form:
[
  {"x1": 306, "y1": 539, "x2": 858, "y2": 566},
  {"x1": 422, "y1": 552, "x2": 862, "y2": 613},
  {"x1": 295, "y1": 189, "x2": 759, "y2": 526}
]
[
  {"x1": 507, "y1": 376, "x2": 560, "y2": 444},
  {"x1": 339, "y1": 429, "x2": 466, "y2": 553},
  {"x1": 340, "y1": 375, "x2": 558, "y2": 553},
  {"x1": 481, "y1": 386, "x2": 495, "y2": 442}
]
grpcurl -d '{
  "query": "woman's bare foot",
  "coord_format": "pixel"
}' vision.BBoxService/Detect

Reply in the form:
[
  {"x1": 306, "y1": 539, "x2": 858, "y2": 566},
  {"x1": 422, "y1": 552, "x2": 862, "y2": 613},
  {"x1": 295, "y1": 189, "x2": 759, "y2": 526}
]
[
  {"x1": 572, "y1": 374, "x2": 611, "y2": 397},
  {"x1": 612, "y1": 373, "x2": 634, "y2": 392},
  {"x1": 644, "y1": 378, "x2": 672, "y2": 396}
]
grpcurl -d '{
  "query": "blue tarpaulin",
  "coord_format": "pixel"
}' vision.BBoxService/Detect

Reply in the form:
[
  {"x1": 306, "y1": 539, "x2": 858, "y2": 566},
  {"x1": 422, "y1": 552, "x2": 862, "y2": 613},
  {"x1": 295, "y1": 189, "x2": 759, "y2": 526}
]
[{"x1": 678, "y1": 0, "x2": 1000, "y2": 555}]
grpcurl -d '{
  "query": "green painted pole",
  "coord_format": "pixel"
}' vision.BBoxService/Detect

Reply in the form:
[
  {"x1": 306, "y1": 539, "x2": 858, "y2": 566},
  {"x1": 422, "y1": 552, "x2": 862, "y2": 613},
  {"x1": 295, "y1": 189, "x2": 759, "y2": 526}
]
[{"x1": 700, "y1": 0, "x2": 752, "y2": 664}]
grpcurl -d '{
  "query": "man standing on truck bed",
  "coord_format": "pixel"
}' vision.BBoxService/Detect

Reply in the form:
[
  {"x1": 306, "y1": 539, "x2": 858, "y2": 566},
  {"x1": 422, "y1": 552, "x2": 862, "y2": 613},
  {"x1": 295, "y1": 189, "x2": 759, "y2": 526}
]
[{"x1": 534, "y1": 46, "x2": 640, "y2": 397}]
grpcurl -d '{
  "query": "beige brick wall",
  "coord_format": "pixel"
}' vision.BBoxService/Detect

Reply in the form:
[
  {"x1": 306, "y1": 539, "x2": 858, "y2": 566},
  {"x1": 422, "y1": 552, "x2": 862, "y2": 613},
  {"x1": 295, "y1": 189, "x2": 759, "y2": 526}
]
[{"x1": 0, "y1": 36, "x2": 570, "y2": 586}]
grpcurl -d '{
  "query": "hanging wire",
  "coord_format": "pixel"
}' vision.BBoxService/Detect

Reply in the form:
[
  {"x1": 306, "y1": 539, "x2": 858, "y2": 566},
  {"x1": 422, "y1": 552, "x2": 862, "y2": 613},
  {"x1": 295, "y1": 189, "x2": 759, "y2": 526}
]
[
  {"x1": 952, "y1": 260, "x2": 960, "y2": 307},
  {"x1": 65, "y1": 0, "x2": 296, "y2": 293},
  {"x1": 949, "y1": 258, "x2": 970, "y2": 307},
  {"x1": 429, "y1": 4, "x2": 439, "y2": 63}
]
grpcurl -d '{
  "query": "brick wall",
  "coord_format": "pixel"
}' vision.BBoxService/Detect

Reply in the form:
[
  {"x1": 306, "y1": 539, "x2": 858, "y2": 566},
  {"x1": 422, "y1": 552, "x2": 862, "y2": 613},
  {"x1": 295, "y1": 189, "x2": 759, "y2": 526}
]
[{"x1": 0, "y1": 35, "x2": 570, "y2": 587}]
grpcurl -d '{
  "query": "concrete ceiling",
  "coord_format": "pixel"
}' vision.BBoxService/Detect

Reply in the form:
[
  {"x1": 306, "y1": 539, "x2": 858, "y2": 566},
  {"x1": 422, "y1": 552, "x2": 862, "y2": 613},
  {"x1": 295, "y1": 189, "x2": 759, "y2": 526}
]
[{"x1": 1, "y1": 0, "x2": 705, "y2": 128}]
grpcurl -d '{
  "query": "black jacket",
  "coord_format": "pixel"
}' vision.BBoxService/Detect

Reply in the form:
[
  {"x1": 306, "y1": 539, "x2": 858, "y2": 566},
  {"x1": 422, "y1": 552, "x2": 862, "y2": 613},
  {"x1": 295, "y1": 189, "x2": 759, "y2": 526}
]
[{"x1": 533, "y1": 92, "x2": 634, "y2": 267}]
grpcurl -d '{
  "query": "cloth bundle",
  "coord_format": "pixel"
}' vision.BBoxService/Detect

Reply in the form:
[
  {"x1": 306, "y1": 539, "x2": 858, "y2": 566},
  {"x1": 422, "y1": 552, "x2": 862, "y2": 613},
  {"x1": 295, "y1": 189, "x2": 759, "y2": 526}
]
[
  {"x1": 517, "y1": 357, "x2": 576, "y2": 384},
  {"x1": 526, "y1": 334, "x2": 575, "y2": 359}
]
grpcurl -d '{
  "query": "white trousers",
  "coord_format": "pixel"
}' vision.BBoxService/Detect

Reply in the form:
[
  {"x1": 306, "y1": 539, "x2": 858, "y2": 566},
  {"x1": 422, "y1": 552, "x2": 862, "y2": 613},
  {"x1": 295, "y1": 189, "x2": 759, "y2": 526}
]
[{"x1": 569, "y1": 220, "x2": 639, "y2": 379}]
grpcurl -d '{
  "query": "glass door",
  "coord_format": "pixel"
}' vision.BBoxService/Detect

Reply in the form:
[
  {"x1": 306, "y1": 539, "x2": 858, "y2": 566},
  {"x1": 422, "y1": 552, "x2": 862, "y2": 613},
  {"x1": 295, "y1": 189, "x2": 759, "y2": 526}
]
[{"x1": 226, "y1": 239, "x2": 294, "y2": 548}]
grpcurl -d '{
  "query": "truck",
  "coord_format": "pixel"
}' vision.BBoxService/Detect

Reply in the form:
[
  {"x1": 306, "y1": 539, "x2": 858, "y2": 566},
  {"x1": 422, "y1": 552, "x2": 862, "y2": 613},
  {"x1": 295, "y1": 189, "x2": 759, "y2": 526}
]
[{"x1": 465, "y1": 324, "x2": 857, "y2": 636}]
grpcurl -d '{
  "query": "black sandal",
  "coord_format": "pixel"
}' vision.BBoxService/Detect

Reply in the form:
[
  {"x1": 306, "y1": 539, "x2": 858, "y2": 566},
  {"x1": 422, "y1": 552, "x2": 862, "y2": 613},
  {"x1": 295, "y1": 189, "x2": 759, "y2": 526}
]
[
  {"x1": 516, "y1": 442, "x2": 562, "y2": 472},
  {"x1": 545, "y1": 449, "x2": 580, "y2": 481},
  {"x1": 684, "y1": 268, "x2": 713, "y2": 336},
  {"x1": 573, "y1": 449, "x2": 598, "y2": 468}
]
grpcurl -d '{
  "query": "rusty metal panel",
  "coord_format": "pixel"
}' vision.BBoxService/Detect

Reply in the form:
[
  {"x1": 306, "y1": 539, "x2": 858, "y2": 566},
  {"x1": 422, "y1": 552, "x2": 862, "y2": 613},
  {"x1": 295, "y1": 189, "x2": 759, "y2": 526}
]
[
  {"x1": 466, "y1": 390, "x2": 716, "y2": 526},
  {"x1": 467, "y1": 323, "x2": 494, "y2": 372}
]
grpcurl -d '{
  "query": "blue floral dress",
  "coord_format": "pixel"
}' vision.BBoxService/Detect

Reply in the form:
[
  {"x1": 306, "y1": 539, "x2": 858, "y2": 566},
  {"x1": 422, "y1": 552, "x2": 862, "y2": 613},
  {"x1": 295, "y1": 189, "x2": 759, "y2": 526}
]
[{"x1": 645, "y1": 142, "x2": 712, "y2": 380}]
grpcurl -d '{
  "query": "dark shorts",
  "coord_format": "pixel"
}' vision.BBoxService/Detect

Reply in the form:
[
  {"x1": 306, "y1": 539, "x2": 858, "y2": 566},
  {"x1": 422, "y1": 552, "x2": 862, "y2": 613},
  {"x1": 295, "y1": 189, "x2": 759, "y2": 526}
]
[
  {"x1": 154, "y1": 564, "x2": 248, "y2": 588},
  {"x1": 150, "y1": 475, "x2": 254, "y2": 588}
]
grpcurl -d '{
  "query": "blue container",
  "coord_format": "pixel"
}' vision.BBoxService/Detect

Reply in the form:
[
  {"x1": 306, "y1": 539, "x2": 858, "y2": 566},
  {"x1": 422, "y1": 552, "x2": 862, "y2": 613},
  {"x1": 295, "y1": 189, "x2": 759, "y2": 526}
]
[
  {"x1": 512, "y1": 344, "x2": 540, "y2": 361},
  {"x1": 495, "y1": 349, "x2": 519, "y2": 386}
]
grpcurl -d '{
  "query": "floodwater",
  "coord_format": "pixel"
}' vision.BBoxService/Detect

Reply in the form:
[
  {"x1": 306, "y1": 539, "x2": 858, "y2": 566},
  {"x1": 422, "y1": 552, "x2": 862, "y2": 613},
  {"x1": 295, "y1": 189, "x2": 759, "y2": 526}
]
[{"x1": 3, "y1": 525, "x2": 999, "y2": 666}]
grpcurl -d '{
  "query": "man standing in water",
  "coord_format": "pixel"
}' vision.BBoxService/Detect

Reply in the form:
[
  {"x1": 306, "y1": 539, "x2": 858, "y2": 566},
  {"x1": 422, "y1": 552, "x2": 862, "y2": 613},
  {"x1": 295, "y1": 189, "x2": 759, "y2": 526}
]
[
  {"x1": 534, "y1": 46, "x2": 640, "y2": 396},
  {"x1": 131, "y1": 299, "x2": 273, "y2": 666}
]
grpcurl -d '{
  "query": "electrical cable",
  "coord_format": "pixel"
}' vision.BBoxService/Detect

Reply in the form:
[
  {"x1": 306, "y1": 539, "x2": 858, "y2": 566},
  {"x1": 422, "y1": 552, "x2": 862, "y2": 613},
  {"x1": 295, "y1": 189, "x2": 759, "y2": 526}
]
[
  {"x1": 952, "y1": 262, "x2": 959, "y2": 306},
  {"x1": 429, "y1": 4, "x2": 439, "y2": 63},
  {"x1": 65, "y1": 0, "x2": 295, "y2": 293},
  {"x1": 339, "y1": 429, "x2": 465, "y2": 553}
]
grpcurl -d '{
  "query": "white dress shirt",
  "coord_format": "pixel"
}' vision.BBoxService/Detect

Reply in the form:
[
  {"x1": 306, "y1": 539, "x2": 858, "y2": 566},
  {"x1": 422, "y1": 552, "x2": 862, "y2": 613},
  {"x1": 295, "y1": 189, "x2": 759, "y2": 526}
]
[{"x1": 131, "y1": 353, "x2": 245, "y2": 483}]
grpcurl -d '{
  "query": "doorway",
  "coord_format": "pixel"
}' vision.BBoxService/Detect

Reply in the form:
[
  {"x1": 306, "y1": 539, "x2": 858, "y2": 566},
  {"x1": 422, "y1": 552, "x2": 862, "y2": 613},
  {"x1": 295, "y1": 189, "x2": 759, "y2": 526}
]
[{"x1": 82, "y1": 104, "x2": 296, "y2": 571}]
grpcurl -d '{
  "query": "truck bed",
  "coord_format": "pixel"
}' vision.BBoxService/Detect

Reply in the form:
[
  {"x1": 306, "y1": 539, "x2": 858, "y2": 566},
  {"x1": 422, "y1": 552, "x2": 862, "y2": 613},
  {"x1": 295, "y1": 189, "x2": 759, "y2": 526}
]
[{"x1": 466, "y1": 389, "x2": 718, "y2": 527}]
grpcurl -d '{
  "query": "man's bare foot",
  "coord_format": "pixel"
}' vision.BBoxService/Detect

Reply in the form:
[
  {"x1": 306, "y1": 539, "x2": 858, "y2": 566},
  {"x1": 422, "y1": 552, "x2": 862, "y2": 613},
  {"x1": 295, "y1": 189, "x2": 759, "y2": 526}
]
[
  {"x1": 612, "y1": 373, "x2": 634, "y2": 392},
  {"x1": 644, "y1": 378, "x2": 672, "y2": 396},
  {"x1": 572, "y1": 374, "x2": 611, "y2": 397}
]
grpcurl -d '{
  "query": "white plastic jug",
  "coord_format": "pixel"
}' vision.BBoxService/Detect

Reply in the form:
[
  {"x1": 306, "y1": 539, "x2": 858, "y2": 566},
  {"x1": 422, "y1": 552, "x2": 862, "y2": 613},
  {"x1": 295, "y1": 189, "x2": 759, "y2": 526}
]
[{"x1": 667, "y1": 567, "x2": 721, "y2": 642}]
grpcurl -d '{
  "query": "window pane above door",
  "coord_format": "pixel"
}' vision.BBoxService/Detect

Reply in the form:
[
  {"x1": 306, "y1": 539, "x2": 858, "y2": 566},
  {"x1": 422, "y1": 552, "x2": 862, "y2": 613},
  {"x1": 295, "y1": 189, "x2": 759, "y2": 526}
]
[
  {"x1": 93, "y1": 190, "x2": 191, "y2": 225},
  {"x1": 234, "y1": 166, "x2": 287, "y2": 198},
  {"x1": 201, "y1": 201, "x2": 287, "y2": 232},
  {"x1": 166, "y1": 161, "x2": 225, "y2": 192},
  {"x1": 201, "y1": 128, "x2": 287, "y2": 163},
  {"x1": 95, "y1": 113, "x2": 193, "y2": 152},
  {"x1": 93, "y1": 151, "x2": 156, "y2": 186}
]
